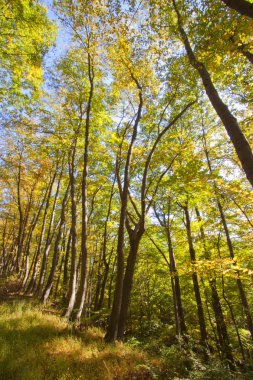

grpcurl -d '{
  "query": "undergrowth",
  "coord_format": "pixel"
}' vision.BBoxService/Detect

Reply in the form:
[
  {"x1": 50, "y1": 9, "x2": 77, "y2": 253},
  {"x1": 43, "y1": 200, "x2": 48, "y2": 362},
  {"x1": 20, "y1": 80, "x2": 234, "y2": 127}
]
[
  {"x1": 0, "y1": 300, "x2": 158, "y2": 380},
  {"x1": 0, "y1": 299, "x2": 253, "y2": 380}
]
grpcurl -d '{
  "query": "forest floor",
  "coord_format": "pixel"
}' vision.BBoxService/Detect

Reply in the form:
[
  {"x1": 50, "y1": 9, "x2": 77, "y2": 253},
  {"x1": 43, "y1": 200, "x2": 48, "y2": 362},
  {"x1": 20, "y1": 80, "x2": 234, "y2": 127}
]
[
  {"x1": 0, "y1": 280, "x2": 162, "y2": 380},
  {"x1": 1, "y1": 280, "x2": 253, "y2": 380}
]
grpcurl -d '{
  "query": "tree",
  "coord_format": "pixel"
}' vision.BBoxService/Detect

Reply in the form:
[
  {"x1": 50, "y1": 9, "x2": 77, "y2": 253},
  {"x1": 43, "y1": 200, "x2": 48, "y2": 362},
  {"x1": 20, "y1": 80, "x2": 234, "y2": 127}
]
[{"x1": 221, "y1": 0, "x2": 253, "y2": 19}]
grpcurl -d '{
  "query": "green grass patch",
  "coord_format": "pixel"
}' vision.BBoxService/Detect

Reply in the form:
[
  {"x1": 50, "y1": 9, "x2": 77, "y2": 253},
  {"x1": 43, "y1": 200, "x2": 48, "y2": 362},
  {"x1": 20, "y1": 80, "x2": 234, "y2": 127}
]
[{"x1": 0, "y1": 300, "x2": 158, "y2": 380}]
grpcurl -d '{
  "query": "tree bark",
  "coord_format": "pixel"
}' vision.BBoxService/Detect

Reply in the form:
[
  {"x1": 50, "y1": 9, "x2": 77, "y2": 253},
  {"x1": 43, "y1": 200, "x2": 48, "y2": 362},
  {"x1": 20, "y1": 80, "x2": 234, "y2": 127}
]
[
  {"x1": 36, "y1": 166, "x2": 63, "y2": 295},
  {"x1": 25, "y1": 169, "x2": 57, "y2": 294},
  {"x1": 41, "y1": 183, "x2": 70, "y2": 303},
  {"x1": 73, "y1": 52, "x2": 94, "y2": 322},
  {"x1": 172, "y1": 0, "x2": 253, "y2": 188},
  {"x1": 166, "y1": 221, "x2": 187, "y2": 337},
  {"x1": 183, "y1": 203, "x2": 208, "y2": 346},
  {"x1": 105, "y1": 80, "x2": 143, "y2": 342},
  {"x1": 221, "y1": 0, "x2": 253, "y2": 18},
  {"x1": 195, "y1": 207, "x2": 234, "y2": 367},
  {"x1": 63, "y1": 147, "x2": 78, "y2": 319},
  {"x1": 202, "y1": 128, "x2": 253, "y2": 341},
  {"x1": 117, "y1": 226, "x2": 144, "y2": 339}
]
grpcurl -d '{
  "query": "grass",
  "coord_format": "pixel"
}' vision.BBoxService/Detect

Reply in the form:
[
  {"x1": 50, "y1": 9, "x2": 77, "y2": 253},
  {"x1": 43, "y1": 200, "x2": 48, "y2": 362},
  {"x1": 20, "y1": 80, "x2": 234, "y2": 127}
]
[
  {"x1": 0, "y1": 300, "x2": 159, "y2": 380},
  {"x1": 1, "y1": 297, "x2": 253, "y2": 380}
]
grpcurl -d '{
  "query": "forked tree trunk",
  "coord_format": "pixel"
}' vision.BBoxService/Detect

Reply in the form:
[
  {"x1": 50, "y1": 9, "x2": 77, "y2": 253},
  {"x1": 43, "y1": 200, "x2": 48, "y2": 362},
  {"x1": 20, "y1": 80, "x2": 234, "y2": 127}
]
[{"x1": 105, "y1": 79, "x2": 143, "y2": 342}]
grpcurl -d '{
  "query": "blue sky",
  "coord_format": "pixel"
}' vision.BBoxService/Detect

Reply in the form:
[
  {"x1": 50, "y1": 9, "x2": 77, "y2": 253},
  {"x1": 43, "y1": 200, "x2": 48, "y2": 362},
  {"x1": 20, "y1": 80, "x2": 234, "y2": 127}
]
[{"x1": 41, "y1": 0, "x2": 72, "y2": 66}]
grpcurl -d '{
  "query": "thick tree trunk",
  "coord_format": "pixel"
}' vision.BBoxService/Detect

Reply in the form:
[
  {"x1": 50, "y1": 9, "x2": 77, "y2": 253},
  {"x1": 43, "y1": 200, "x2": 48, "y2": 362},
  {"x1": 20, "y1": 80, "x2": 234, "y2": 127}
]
[
  {"x1": 104, "y1": 199, "x2": 128, "y2": 341},
  {"x1": 221, "y1": 0, "x2": 253, "y2": 18},
  {"x1": 172, "y1": 0, "x2": 253, "y2": 188},
  {"x1": 117, "y1": 228, "x2": 143, "y2": 340},
  {"x1": 241, "y1": 49, "x2": 253, "y2": 64}
]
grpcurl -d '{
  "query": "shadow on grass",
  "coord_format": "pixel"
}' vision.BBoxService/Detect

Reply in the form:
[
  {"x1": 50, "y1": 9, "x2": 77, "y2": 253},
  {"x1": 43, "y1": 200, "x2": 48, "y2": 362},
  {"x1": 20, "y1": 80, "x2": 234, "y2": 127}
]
[{"x1": 0, "y1": 302, "x2": 156, "y2": 380}]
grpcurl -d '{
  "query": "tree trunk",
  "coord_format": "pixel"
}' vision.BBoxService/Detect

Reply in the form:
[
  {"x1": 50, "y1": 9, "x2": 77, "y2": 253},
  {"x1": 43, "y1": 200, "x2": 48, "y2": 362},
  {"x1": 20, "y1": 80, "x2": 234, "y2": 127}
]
[
  {"x1": 117, "y1": 228, "x2": 144, "y2": 340},
  {"x1": 62, "y1": 231, "x2": 71, "y2": 300},
  {"x1": 63, "y1": 150, "x2": 78, "y2": 319},
  {"x1": 36, "y1": 167, "x2": 63, "y2": 295},
  {"x1": 202, "y1": 124, "x2": 253, "y2": 341},
  {"x1": 221, "y1": 0, "x2": 253, "y2": 18},
  {"x1": 172, "y1": 0, "x2": 253, "y2": 188},
  {"x1": 183, "y1": 203, "x2": 208, "y2": 346},
  {"x1": 165, "y1": 211, "x2": 187, "y2": 338},
  {"x1": 94, "y1": 181, "x2": 115, "y2": 311},
  {"x1": 73, "y1": 52, "x2": 94, "y2": 322},
  {"x1": 105, "y1": 79, "x2": 143, "y2": 342},
  {"x1": 25, "y1": 170, "x2": 57, "y2": 294},
  {"x1": 195, "y1": 207, "x2": 234, "y2": 367},
  {"x1": 15, "y1": 156, "x2": 24, "y2": 273},
  {"x1": 41, "y1": 183, "x2": 69, "y2": 303},
  {"x1": 209, "y1": 278, "x2": 234, "y2": 368}
]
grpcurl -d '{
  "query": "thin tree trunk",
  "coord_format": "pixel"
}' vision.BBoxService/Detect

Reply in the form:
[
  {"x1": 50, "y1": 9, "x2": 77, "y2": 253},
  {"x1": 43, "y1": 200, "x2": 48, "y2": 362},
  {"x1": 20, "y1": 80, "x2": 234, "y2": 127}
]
[
  {"x1": 218, "y1": 200, "x2": 253, "y2": 340},
  {"x1": 94, "y1": 180, "x2": 115, "y2": 311},
  {"x1": 216, "y1": 234, "x2": 246, "y2": 360},
  {"x1": 202, "y1": 124, "x2": 253, "y2": 341},
  {"x1": 36, "y1": 167, "x2": 63, "y2": 295},
  {"x1": 108, "y1": 255, "x2": 117, "y2": 310},
  {"x1": 97, "y1": 247, "x2": 114, "y2": 311},
  {"x1": 195, "y1": 207, "x2": 234, "y2": 367},
  {"x1": 63, "y1": 231, "x2": 71, "y2": 299},
  {"x1": 63, "y1": 148, "x2": 78, "y2": 319},
  {"x1": 15, "y1": 156, "x2": 24, "y2": 273},
  {"x1": 165, "y1": 209, "x2": 187, "y2": 338},
  {"x1": 25, "y1": 170, "x2": 57, "y2": 294},
  {"x1": 41, "y1": 183, "x2": 70, "y2": 303},
  {"x1": 183, "y1": 203, "x2": 208, "y2": 346},
  {"x1": 53, "y1": 254, "x2": 64, "y2": 300},
  {"x1": 73, "y1": 51, "x2": 94, "y2": 322}
]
